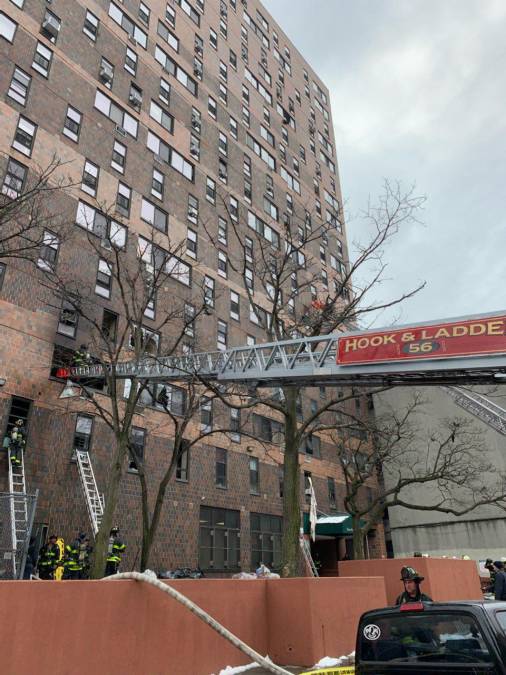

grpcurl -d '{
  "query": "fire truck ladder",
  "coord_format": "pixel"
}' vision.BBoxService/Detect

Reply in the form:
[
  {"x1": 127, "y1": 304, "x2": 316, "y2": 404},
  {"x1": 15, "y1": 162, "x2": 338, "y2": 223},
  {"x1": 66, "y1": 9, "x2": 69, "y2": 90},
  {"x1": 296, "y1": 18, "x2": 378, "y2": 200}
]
[
  {"x1": 70, "y1": 330, "x2": 506, "y2": 389},
  {"x1": 442, "y1": 387, "x2": 506, "y2": 436},
  {"x1": 76, "y1": 450, "x2": 104, "y2": 536},
  {"x1": 8, "y1": 449, "x2": 28, "y2": 578},
  {"x1": 300, "y1": 536, "x2": 319, "y2": 577}
]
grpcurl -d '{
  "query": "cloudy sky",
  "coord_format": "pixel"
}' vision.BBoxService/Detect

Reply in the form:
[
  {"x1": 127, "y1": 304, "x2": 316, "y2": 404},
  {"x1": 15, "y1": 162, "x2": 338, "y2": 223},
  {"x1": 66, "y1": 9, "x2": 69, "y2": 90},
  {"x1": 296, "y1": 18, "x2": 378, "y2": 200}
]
[{"x1": 263, "y1": 0, "x2": 506, "y2": 328}]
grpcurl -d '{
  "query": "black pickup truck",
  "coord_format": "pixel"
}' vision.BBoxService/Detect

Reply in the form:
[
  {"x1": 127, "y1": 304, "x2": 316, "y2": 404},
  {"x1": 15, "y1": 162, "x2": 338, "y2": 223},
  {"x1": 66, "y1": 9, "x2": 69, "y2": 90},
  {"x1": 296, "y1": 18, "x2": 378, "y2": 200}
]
[{"x1": 355, "y1": 601, "x2": 506, "y2": 674}]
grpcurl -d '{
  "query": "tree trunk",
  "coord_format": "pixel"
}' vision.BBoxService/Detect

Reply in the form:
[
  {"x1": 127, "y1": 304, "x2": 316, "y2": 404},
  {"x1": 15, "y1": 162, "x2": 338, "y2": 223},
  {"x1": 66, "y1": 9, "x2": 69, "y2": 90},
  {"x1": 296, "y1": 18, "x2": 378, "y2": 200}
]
[
  {"x1": 90, "y1": 436, "x2": 128, "y2": 579},
  {"x1": 281, "y1": 387, "x2": 301, "y2": 577},
  {"x1": 352, "y1": 516, "x2": 366, "y2": 560}
]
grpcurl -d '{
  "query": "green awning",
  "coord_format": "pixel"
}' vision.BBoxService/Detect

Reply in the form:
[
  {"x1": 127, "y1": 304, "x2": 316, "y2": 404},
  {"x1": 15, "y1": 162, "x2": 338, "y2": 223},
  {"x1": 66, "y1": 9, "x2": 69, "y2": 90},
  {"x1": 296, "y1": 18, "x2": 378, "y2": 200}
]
[{"x1": 303, "y1": 512, "x2": 358, "y2": 536}]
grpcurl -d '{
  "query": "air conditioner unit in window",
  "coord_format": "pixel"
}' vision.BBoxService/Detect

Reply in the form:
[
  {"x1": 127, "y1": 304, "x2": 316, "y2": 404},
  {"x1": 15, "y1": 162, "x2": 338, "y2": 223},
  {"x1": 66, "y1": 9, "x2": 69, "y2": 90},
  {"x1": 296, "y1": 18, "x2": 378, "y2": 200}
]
[
  {"x1": 129, "y1": 91, "x2": 142, "y2": 108},
  {"x1": 99, "y1": 64, "x2": 113, "y2": 84},
  {"x1": 261, "y1": 57, "x2": 268, "y2": 68},
  {"x1": 115, "y1": 125, "x2": 127, "y2": 137},
  {"x1": 193, "y1": 67, "x2": 202, "y2": 78},
  {"x1": 191, "y1": 119, "x2": 201, "y2": 133},
  {"x1": 42, "y1": 15, "x2": 60, "y2": 38}
]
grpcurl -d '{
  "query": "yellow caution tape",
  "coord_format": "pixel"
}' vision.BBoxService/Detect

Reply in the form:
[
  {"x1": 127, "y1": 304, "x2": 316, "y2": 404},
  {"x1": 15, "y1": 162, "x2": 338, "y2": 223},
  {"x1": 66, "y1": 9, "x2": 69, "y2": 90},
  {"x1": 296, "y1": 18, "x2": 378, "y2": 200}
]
[{"x1": 301, "y1": 667, "x2": 355, "y2": 675}]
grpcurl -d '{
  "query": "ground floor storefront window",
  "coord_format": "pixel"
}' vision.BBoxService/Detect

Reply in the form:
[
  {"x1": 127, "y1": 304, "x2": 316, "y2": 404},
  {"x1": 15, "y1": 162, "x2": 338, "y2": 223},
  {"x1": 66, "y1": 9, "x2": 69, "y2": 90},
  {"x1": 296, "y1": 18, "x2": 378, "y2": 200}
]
[{"x1": 199, "y1": 506, "x2": 240, "y2": 571}]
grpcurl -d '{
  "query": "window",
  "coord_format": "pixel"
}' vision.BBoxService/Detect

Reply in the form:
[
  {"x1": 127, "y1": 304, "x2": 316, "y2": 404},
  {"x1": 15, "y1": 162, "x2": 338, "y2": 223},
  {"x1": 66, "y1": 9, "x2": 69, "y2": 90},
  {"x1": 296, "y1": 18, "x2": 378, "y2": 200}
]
[
  {"x1": 243, "y1": 155, "x2": 252, "y2": 178},
  {"x1": 146, "y1": 131, "x2": 194, "y2": 181},
  {"x1": 204, "y1": 276, "x2": 214, "y2": 308},
  {"x1": 94, "y1": 90, "x2": 138, "y2": 138},
  {"x1": 57, "y1": 299, "x2": 78, "y2": 338},
  {"x1": 73, "y1": 415, "x2": 93, "y2": 452},
  {"x1": 229, "y1": 116, "x2": 238, "y2": 140},
  {"x1": 8, "y1": 67, "x2": 31, "y2": 106},
  {"x1": 193, "y1": 56, "x2": 203, "y2": 81},
  {"x1": 167, "y1": 255, "x2": 191, "y2": 286},
  {"x1": 76, "y1": 201, "x2": 127, "y2": 249},
  {"x1": 38, "y1": 231, "x2": 59, "y2": 271},
  {"x1": 251, "y1": 514, "x2": 282, "y2": 570},
  {"x1": 247, "y1": 211, "x2": 280, "y2": 248},
  {"x1": 190, "y1": 133, "x2": 200, "y2": 160},
  {"x1": 218, "y1": 158, "x2": 227, "y2": 183},
  {"x1": 151, "y1": 168, "x2": 164, "y2": 200},
  {"x1": 156, "y1": 384, "x2": 186, "y2": 414},
  {"x1": 217, "y1": 217, "x2": 227, "y2": 245},
  {"x1": 0, "y1": 11, "x2": 17, "y2": 42},
  {"x1": 176, "y1": 440, "x2": 190, "y2": 481},
  {"x1": 217, "y1": 319, "x2": 227, "y2": 350},
  {"x1": 95, "y1": 259, "x2": 112, "y2": 298},
  {"x1": 159, "y1": 77, "x2": 170, "y2": 105},
  {"x1": 242, "y1": 105, "x2": 250, "y2": 126},
  {"x1": 219, "y1": 83, "x2": 227, "y2": 105},
  {"x1": 111, "y1": 140, "x2": 126, "y2": 174},
  {"x1": 140, "y1": 198, "x2": 167, "y2": 232},
  {"x1": 102, "y1": 309, "x2": 118, "y2": 342},
  {"x1": 184, "y1": 302, "x2": 195, "y2": 337},
  {"x1": 209, "y1": 28, "x2": 217, "y2": 49},
  {"x1": 83, "y1": 10, "x2": 99, "y2": 40},
  {"x1": 244, "y1": 179, "x2": 252, "y2": 204},
  {"x1": 303, "y1": 434, "x2": 321, "y2": 457},
  {"x1": 12, "y1": 116, "x2": 36, "y2": 157},
  {"x1": 206, "y1": 176, "x2": 216, "y2": 204},
  {"x1": 139, "y1": 2, "x2": 150, "y2": 25},
  {"x1": 280, "y1": 166, "x2": 300, "y2": 194},
  {"x1": 219, "y1": 18, "x2": 227, "y2": 38},
  {"x1": 187, "y1": 194, "x2": 198, "y2": 224},
  {"x1": 242, "y1": 85, "x2": 249, "y2": 105},
  {"x1": 125, "y1": 46, "x2": 137, "y2": 75},
  {"x1": 108, "y1": 2, "x2": 147, "y2": 48},
  {"x1": 253, "y1": 414, "x2": 284, "y2": 444},
  {"x1": 99, "y1": 57, "x2": 114, "y2": 89},
  {"x1": 175, "y1": 0, "x2": 200, "y2": 26},
  {"x1": 194, "y1": 34, "x2": 203, "y2": 56},
  {"x1": 81, "y1": 160, "x2": 99, "y2": 197},
  {"x1": 41, "y1": 10, "x2": 61, "y2": 43},
  {"x1": 199, "y1": 506, "x2": 240, "y2": 571},
  {"x1": 129, "y1": 83, "x2": 142, "y2": 111},
  {"x1": 2, "y1": 157, "x2": 27, "y2": 198},
  {"x1": 230, "y1": 407, "x2": 240, "y2": 442},
  {"x1": 244, "y1": 67, "x2": 272, "y2": 104},
  {"x1": 191, "y1": 107, "x2": 201, "y2": 134},
  {"x1": 186, "y1": 228, "x2": 197, "y2": 258},
  {"x1": 155, "y1": 45, "x2": 198, "y2": 96},
  {"x1": 62, "y1": 106, "x2": 82, "y2": 143},
  {"x1": 129, "y1": 427, "x2": 145, "y2": 471},
  {"x1": 246, "y1": 134, "x2": 276, "y2": 170},
  {"x1": 263, "y1": 198, "x2": 278, "y2": 222},
  {"x1": 217, "y1": 251, "x2": 227, "y2": 278},
  {"x1": 208, "y1": 95, "x2": 217, "y2": 119},
  {"x1": 260, "y1": 125, "x2": 275, "y2": 149},
  {"x1": 32, "y1": 42, "x2": 53, "y2": 77},
  {"x1": 150, "y1": 100, "x2": 174, "y2": 133},
  {"x1": 244, "y1": 267, "x2": 253, "y2": 290},
  {"x1": 215, "y1": 447, "x2": 227, "y2": 487},
  {"x1": 249, "y1": 457, "x2": 259, "y2": 494},
  {"x1": 116, "y1": 182, "x2": 131, "y2": 217},
  {"x1": 165, "y1": 3, "x2": 176, "y2": 27},
  {"x1": 200, "y1": 396, "x2": 212, "y2": 431},
  {"x1": 229, "y1": 48, "x2": 237, "y2": 70}
]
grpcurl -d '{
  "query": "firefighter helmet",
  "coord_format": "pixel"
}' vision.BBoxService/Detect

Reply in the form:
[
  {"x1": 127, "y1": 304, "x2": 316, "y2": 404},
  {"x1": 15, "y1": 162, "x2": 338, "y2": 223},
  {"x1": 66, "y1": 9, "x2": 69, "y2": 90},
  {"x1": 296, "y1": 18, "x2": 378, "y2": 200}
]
[{"x1": 400, "y1": 566, "x2": 424, "y2": 582}]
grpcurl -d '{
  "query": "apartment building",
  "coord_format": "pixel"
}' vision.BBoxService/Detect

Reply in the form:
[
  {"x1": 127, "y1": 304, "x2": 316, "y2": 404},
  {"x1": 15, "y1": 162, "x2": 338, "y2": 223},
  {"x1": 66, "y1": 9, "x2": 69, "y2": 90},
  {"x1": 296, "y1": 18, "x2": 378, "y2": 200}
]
[{"x1": 0, "y1": 0, "x2": 385, "y2": 573}]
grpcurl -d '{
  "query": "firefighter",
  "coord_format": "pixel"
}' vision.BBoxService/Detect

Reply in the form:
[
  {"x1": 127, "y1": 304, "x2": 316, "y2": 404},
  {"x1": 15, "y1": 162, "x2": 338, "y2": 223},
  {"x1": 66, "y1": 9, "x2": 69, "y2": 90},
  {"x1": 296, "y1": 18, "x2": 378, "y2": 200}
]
[
  {"x1": 38, "y1": 534, "x2": 59, "y2": 580},
  {"x1": 395, "y1": 566, "x2": 432, "y2": 605},
  {"x1": 9, "y1": 419, "x2": 26, "y2": 465},
  {"x1": 485, "y1": 558, "x2": 497, "y2": 592},
  {"x1": 72, "y1": 344, "x2": 91, "y2": 368},
  {"x1": 105, "y1": 527, "x2": 126, "y2": 577},
  {"x1": 64, "y1": 532, "x2": 87, "y2": 579},
  {"x1": 78, "y1": 535, "x2": 93, "y2": 580}
]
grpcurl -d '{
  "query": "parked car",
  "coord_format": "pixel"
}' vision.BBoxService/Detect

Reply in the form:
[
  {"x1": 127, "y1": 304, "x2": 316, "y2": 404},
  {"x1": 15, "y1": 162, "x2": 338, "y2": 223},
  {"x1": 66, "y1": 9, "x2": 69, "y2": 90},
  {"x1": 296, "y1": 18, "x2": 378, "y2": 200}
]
[{"x1": 355, "y1": 600, "x2": 506, "y2": 673}]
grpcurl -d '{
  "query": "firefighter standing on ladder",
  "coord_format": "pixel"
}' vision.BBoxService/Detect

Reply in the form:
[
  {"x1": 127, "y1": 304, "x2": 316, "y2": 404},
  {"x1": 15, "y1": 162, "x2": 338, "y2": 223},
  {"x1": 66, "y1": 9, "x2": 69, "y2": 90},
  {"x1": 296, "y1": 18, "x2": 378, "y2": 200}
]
[
  {"x1": 105, "y1": 527, "x2": 126, "y2": 576},
  {"x1": 9, "y1": 419, "x2": 26, "y2": 465}
]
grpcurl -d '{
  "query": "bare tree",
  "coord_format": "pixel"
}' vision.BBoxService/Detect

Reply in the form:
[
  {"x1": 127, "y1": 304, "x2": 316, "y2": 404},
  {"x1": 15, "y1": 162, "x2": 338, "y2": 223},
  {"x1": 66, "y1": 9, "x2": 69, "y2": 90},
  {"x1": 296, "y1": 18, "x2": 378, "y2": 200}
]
[
  {"x1": 203, "y1": 180, "x2": 426, "y2": 575},
  {"x1": 41, "y1": 204, "x2": 209, "y2": 578},
  {"x1": 0, "y1": 153, "x2": 76, "y2": 263},
  {"x1": 330, "y1": 392, "x2": 506, "y2": 558}
]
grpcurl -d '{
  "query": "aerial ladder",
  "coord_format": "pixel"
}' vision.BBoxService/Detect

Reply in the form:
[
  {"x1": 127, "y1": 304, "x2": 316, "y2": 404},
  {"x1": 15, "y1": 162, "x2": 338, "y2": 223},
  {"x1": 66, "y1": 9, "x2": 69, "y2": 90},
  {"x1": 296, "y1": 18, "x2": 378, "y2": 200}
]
[
  {"x1": 442, "y1": 386, "x2": 506, "y2": 436},
  {"x1": 8, "y1": 449, "x2": 28, "y2": 578},
  {"x1": 299, "y1": 536, "x2": 319, "y2": 577},
  {"x1": 68, "y1": 311, "x2": 506, "y2": 389},
  {"x1": 75, "y1": 450, "x2": 104, "y2": 537}
]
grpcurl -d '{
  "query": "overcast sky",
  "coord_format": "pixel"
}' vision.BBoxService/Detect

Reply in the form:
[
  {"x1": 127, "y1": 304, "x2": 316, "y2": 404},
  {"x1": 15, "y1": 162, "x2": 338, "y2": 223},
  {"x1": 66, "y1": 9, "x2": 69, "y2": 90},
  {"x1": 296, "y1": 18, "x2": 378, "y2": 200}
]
[{"x1": 263, "y1": 0, "x2": 506, "y2": 328}]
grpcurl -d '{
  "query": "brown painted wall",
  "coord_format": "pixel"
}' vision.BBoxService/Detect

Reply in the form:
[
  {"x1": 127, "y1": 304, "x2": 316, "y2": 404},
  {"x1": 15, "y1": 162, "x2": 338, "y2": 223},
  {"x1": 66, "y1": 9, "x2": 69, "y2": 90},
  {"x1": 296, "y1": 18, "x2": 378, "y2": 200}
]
[
  {"x1": 339, "y1": 557, "x2": 482, "y2": 605},
  {"x1": 0, "y1": 576, "x2": 387, "y2": 673}
]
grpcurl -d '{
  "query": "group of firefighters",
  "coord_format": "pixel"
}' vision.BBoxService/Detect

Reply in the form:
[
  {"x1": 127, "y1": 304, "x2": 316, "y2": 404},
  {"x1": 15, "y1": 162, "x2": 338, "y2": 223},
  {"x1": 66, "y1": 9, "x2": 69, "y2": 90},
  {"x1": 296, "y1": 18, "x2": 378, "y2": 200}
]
[{"x1": 35, "y1": 527, "x2": 125, "y2": 580}]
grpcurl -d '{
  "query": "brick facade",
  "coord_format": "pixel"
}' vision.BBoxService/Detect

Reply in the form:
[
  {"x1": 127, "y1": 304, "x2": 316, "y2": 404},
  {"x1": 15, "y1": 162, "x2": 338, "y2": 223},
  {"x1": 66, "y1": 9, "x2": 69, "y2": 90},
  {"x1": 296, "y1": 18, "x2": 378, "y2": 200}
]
[{"x1": 0, "y1": 0, "x2": 385, "y2": 572}]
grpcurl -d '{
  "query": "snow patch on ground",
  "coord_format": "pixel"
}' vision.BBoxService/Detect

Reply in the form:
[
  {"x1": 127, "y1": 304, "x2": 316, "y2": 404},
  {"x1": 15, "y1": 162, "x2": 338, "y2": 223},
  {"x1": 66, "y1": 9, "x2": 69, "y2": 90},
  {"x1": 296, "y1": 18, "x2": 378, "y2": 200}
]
[
  {"x1": 215, "y1": 657, "x2": 273, "y2": 674},
  {"x1": 314, "y1": 651, "x2": 355, "y2": 668}
]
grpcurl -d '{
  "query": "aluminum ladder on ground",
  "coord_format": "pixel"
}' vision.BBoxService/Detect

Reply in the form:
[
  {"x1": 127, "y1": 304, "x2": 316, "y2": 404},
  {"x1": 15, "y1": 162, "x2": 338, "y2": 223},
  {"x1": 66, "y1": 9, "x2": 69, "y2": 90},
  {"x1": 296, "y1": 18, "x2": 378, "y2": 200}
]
[
  {"x1": 8, "y1": 448, "x2": 28, "y2": 578},
  {"x1": 76, "y1": 450, "x2": 104, "y2": 536},
  {"x1": 300, "y1": 536, "x2": 319, "y2": 577},
  {"x1": 442, "y1": 386, "x2": 506, "y2": 436}
]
